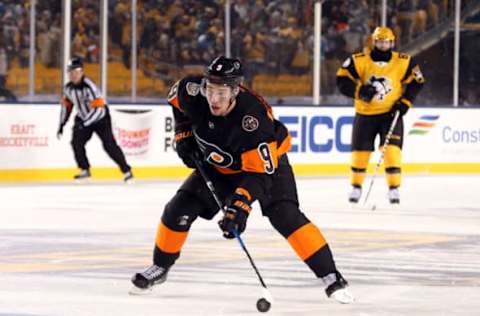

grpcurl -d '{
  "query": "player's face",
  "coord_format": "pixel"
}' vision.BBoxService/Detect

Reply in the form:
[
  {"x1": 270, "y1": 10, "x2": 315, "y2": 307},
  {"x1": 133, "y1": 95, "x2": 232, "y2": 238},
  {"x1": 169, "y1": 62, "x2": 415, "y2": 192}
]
[
  {"x1": 374, "y1": 39, "x2": 394, "y2": 52},
  {"x1": 205, "y1": 82, "x2": 236, "y2": 116},
  {"x1": 68, "y1": 68, "x2": 83, "y2": 84}
]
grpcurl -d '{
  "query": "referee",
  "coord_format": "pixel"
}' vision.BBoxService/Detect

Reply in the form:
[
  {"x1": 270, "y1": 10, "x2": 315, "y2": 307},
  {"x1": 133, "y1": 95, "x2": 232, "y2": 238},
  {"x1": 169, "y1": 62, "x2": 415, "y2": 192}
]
[{"x1": 57, "y1": 58, "x2": 133, "y2": 182}]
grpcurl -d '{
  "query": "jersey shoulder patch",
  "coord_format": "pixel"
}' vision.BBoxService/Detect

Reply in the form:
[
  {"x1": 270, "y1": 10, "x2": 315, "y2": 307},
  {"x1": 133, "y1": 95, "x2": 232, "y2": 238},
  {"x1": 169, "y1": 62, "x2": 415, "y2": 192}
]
[
  {"x1": 186, "y1": 82, "x2": 200, "y2": 96},
  {"x1": 242, "y1": 115, "x2": 259, "y2": 132}
]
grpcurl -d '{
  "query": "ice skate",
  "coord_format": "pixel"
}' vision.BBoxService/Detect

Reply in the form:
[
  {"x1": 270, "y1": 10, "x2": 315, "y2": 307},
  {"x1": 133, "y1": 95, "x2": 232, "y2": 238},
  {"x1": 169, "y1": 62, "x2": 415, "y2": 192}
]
[
  {"x1": 74, "y1": 169, "x2": 91, "y2": 182},
  {"x1": 129, "y1": 265, "x2": 169, "y2": 295},
  {"x1": 348, "y1": 186, "x2": 362, "y2": 204},
  {"x1": 388, "y1": 187, "x2": 400, "y2": 204},
  {"x1": 324, "y1": 272, "x2": 354, "y2": 304},
  {"x1": 123, "y1": 171, "x2": 134, "y2": 184}
]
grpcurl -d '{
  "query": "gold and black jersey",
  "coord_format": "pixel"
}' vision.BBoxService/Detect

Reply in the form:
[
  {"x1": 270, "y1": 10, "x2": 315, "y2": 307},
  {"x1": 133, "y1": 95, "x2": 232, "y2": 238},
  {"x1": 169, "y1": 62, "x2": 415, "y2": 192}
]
[
  {"x1": 336, "y1": 51, "x2": 425, "y2": 115},
  {"x1": 167, "y1": 75, "x2": 292, "y2": 202}
]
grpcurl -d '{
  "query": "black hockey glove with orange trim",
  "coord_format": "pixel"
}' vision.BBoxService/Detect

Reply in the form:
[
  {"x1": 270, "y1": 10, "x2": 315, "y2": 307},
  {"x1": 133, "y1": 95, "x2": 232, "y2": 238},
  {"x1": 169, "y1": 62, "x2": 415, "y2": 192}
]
[
  {"x1": 175, "y1": 130, "x2": 202, "y2": 168},
  {"x1": 218, "y1": 193, "x2": 251, "y2": 239}
]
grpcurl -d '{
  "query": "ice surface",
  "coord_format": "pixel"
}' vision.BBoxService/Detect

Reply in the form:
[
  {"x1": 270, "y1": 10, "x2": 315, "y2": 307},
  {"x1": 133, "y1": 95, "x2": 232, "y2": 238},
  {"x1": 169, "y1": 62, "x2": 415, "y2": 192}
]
[{"x1": 1, "y1": 175, "x2": 479, "y2": 315}]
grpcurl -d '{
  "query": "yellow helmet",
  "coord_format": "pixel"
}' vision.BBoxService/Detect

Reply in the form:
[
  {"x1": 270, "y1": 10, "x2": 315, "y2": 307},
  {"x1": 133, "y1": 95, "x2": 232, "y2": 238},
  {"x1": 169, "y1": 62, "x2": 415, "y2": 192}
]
[{"x1": 372, "y1": 27, "x2": 395, "y2": 42}]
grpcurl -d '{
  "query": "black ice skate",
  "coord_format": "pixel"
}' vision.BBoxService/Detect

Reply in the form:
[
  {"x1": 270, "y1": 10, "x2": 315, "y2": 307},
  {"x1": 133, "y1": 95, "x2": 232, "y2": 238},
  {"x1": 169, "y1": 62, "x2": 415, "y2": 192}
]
[
  {"x1": 130, "y1": 265, "x2": 169, "y2": 295},
  {"x1": 123, "y1": 171, "x2": 134, "y2": 183},
  {"x1": 323, "y1": 271, "x2": 354, "y2": 304},
  {"x1": 74, "y1": 169, "x2": 91, "y2": 181}
]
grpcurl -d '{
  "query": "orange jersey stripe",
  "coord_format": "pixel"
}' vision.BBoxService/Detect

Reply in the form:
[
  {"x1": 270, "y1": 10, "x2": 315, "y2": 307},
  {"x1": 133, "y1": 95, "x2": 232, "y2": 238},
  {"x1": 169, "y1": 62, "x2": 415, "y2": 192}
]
[
  {"x1": 241, "y1": 141, "x2": 278, "y2": 173},
  {"x1": 287, "y1": 223, "x2": 327, "y2": 261},
  {"x1": 155, "y1": 221, "x2": 189, "y2": 254},
  {"x1": 90, "y1": 98, "x2": 106, "y2": 108},
  {"x1": 169, "y1": 95, "x2": 182, "y2": 111},
  {"x1": 277, "y1": 133, "x2": 292, "y2": 156}
]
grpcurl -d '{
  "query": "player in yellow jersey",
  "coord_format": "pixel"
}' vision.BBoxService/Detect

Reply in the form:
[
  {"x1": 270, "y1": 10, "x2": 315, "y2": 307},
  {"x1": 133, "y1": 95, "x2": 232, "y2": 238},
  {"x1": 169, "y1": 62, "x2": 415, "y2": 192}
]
[{"x1": 336, "y1": 27, "x2": 425, "y2": 204}]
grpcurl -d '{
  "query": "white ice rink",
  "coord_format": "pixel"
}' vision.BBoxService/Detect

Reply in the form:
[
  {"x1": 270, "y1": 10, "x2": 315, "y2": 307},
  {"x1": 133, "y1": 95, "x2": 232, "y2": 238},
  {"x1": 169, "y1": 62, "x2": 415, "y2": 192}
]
[{"x1": 1, "y1": 175, "x2": 480, "y2": 316}]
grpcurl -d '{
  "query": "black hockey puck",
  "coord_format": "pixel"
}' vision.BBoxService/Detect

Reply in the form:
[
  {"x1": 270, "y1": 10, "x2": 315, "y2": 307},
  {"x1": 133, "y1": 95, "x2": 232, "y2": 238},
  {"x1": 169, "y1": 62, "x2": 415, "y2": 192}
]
[{"x1": 256, "y1": 298, "x2": 271, "y2": 313}]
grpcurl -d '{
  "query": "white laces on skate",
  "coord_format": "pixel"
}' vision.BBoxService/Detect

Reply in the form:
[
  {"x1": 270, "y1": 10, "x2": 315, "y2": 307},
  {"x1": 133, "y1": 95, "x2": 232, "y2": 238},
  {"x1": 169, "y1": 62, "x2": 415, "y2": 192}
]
[{"x1": 142, "y1": 265, "x2": 165, "y2": 280}]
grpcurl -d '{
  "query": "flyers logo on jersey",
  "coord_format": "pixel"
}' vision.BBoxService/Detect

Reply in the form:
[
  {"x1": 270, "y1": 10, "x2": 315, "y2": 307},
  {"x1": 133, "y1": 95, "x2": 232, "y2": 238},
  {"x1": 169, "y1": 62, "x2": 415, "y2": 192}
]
[
  {"x1": 242, "y1": 115, "x2": 259, "y2": 132},
  {"x1": 209, "y1": 152, "x2": 225, "y2": 164},
  {"x1": 194, "y1": 131, "x2": 234, "y2": 168}
]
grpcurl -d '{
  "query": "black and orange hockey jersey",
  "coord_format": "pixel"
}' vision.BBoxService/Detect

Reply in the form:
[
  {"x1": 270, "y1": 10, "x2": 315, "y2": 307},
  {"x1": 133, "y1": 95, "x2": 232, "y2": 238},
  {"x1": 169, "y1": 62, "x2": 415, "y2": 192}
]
[{"x1": 167, "y1": 75, "x2": 291, "y2": 203}]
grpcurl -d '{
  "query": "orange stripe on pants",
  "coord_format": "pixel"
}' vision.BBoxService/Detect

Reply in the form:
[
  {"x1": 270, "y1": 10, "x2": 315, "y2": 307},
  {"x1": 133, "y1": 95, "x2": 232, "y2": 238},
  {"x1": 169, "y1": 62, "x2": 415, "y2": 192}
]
[
  {"x1": 287, "y1": 223, "x2": 327, "y2": 261},
  {"x1": 155, "y1": 221, "x2": 189, "y2": 254}
]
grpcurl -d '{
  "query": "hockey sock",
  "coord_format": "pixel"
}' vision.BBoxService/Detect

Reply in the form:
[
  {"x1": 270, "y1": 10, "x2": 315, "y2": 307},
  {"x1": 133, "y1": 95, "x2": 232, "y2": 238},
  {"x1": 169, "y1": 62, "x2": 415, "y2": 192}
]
[
  {"x1": 351, "y1": 151, "x2": 371, "y2": 187},
  {"x1": 384, "y1": 145, "x2": 402, "y2": 188}
]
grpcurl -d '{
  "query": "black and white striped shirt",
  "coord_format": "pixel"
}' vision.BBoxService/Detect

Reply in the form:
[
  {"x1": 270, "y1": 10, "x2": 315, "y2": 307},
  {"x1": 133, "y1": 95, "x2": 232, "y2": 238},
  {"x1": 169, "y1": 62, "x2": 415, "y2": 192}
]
[{"x1": 59, "y1": 77, "x2": 107, "y2": 128}]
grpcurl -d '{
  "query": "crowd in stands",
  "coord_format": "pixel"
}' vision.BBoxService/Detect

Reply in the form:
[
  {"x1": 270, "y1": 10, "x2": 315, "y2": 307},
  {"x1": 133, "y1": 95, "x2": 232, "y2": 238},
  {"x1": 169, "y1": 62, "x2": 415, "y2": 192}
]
[{"x1": 0, "y1": 0, "x2": 478, "y2": 102}]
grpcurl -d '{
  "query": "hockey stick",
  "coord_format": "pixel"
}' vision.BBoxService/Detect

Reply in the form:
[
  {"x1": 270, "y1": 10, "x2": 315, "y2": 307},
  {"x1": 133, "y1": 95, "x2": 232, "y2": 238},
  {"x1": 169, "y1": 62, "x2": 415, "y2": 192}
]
[
  {"x1": 362, "y1": 110, "x2": 401, "y2": 207},
  {"x1": 193, "y1": 159, "x2": 274, "y2": 311}
]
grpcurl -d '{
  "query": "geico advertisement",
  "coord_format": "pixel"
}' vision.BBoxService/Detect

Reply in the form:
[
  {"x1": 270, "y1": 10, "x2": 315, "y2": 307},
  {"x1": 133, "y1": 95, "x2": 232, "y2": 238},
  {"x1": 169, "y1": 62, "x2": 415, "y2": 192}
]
[
  {"x1": 274, "y1": 107, "x2": 353, "y2": 164},
  {"x1": 275, "y1": 107, "x2": 480, "y2": 164},
  {"x1": 110, "y1": 107, "x2": 480, "y2": 164}
]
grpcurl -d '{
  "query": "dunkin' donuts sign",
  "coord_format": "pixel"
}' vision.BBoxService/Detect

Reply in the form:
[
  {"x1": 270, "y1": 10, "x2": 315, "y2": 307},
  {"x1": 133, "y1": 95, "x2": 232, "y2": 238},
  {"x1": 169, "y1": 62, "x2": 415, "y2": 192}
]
[{"x1": 112, "y1": 109, "x2": 153, "y2": 157}]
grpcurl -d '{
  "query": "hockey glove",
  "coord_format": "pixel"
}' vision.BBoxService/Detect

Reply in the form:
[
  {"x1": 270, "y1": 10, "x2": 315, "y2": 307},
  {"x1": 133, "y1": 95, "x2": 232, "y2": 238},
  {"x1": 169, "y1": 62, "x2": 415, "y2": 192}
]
[
  {"x1": 56, "y1": 126, "x2": 63, "y2": 140},
  {"x1": 218, "y1": 194, "x2": 251, "y2": 239},
  {"x1": 175, "y1": 130, "x2": 202, "y2": 168},
  {"x1": 358, "y1": 84, "x2": 377, "y2": 102},
  {"x1": 391, "y1": 99, "x2": 410, "y2": 116}
]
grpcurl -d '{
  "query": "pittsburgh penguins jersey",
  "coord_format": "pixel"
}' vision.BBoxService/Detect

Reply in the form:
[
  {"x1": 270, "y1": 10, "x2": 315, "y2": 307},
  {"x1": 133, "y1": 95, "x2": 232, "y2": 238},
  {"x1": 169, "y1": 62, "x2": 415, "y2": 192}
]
[
  {"x1": 59, "y1": 76, "x2": 107, "y2": 128},
  {"x1": 167, "y1": 75, "x2": 291, "y2": 202},
  {"x1": 336, "y1": 50, "x2": 425, "y2": 115}
]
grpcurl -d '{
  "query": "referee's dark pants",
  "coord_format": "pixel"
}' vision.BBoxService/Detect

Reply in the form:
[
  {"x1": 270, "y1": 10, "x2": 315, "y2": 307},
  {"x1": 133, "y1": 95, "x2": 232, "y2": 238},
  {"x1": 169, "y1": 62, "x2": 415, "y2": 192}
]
[{"x1": 71, "y1": 110, "x2": 131, "y2": 173}]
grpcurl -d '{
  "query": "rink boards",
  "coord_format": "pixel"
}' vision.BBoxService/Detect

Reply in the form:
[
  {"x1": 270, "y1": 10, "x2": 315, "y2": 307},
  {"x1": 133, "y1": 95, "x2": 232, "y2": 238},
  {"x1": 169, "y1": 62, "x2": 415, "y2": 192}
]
[{"x1": 0, "y1": 104, "x2": 479, "y2": 181}]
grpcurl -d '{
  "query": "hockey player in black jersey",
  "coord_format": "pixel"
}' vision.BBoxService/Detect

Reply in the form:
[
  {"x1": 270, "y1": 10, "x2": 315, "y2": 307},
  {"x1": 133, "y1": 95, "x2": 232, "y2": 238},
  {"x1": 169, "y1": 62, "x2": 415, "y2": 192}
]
[
  {"x1": 57, "y1": 58, "x2": 133, "y2": 182},
  {"x1": 131, "y1": 56, "x2": 353, "y2": 304}
]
